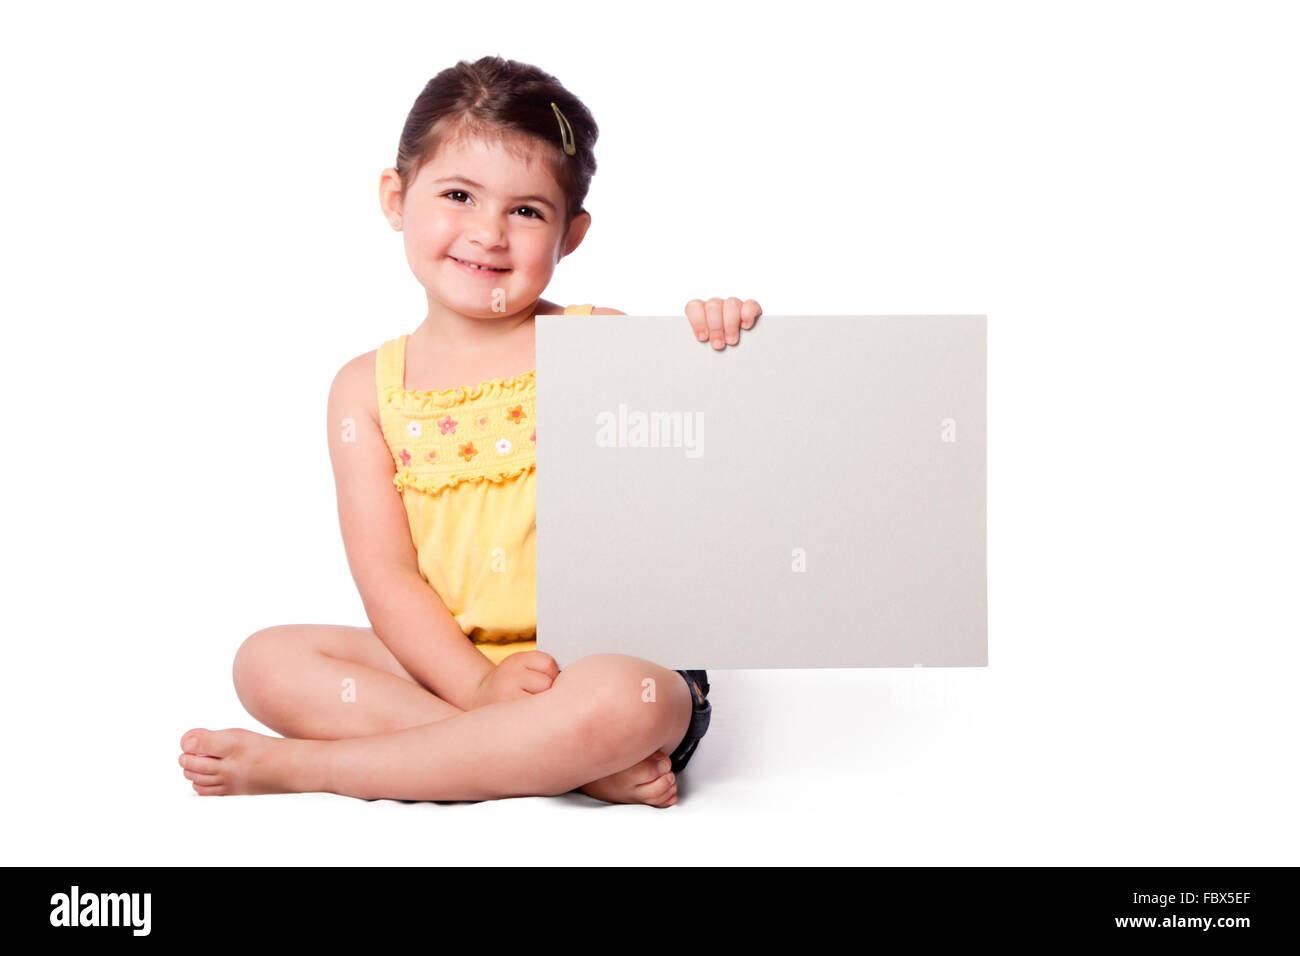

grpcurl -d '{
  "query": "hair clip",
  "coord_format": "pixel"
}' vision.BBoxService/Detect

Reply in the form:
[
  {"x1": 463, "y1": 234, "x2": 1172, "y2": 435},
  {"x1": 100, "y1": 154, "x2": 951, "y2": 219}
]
[{"x1": 551, "y1": 101, "x2": 576, "y2": 156}]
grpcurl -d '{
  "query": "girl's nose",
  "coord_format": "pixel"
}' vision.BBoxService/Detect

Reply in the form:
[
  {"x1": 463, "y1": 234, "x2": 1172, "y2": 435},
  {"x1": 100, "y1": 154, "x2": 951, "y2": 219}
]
[{"x1": 467, "y1": 213, "x2": 507, "y2": 247}]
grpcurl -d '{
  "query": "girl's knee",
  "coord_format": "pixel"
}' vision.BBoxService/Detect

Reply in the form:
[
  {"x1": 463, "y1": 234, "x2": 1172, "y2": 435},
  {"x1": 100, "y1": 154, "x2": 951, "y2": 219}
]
[
  {"x1": 231, "y1": 626, "x2": 295, "y2": 698},
  {"x1": 558, "y1": 654, "x2": 681, "y2": 751}
]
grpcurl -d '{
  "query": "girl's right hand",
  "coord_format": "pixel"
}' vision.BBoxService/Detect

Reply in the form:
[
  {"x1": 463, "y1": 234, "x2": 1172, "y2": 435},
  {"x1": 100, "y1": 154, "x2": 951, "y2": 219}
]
[{"x1": 470, "y1": 650, "x2": 560, "y2": 708}]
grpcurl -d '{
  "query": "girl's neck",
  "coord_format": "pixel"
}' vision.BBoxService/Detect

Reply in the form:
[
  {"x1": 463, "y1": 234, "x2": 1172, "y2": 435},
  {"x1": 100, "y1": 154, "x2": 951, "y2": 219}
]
[
  {"x1": 403, "y1": 298, "x2": 560, "y2": 392},
  {"x1": 414, "y1": 300, "x2": 539, "y2": 357}
]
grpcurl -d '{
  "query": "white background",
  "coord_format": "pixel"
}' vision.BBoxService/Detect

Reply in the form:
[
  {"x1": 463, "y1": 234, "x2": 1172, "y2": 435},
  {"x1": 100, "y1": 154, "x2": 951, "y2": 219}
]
[{"x1": 2, "y1": 0, "x2": 1296, "y2": 865}]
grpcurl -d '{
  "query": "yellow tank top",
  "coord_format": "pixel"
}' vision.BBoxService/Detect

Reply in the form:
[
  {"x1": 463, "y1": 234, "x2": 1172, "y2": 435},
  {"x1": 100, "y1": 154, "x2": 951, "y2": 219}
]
[{"x1": 374, "y1": 304, "x2": 594, "y2": 665}]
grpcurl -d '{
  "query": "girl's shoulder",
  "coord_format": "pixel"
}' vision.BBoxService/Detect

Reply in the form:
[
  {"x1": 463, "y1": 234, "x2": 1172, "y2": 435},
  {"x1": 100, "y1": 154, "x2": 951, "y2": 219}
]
[
  {"x1": 533, "y1": 298, "x2": 624, "y2": 316},
  {"x1": 328, "y1": 345, "x2": 385, "y2": 430}
]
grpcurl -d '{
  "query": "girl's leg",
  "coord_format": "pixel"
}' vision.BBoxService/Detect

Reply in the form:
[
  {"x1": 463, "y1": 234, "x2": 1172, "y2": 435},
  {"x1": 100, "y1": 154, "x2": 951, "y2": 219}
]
[
  {"x1": 223, "y1": 628, "x2": 682, "y2": 804},
  {"x1": 180, "y1": 652, "x2": 694, "y2": 802},
  {"x1": 231, "y1": 624, "x2": 458, "y2": 739}
]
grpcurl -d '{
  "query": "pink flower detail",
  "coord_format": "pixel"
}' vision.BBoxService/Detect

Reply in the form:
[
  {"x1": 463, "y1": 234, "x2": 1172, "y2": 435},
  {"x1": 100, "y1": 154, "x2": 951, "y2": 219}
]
[
  {"x1": 425, "y1": 449, "x2": 439, "y2": 462},
  {"x1": 399, "y1": 449, "x2": 411, "y2": 466},
  {"x1": 529, "y1": 429, "x2": 536, "y2": 443},
  {"x1": 438, "y1": 415, "x2": 458, "y2": 435}
]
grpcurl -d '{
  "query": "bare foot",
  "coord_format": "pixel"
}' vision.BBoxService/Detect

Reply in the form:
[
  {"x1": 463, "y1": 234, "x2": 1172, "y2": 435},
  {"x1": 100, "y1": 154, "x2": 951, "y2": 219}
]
[
  {"x1": 577, "y1": 750, "x2": 678, "y2": 807},
  {"x1": 178, "y1": 727, "x2": 310, "y2": 796}
]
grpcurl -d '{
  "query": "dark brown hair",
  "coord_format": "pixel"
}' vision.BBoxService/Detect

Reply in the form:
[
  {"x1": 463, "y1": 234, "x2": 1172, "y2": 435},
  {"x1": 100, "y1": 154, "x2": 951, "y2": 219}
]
[{"x1": 394, "y1": 56, "x2": 599, "y2": 229}]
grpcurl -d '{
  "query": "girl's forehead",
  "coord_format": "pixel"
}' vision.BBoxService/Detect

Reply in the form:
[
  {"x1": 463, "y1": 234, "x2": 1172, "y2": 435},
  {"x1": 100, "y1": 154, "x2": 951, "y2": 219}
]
[
  {"x1": 433, "y1": 130, "x2": 554, "y2": 169},
  {"x1": 422, "y1": 135, "x2": 563, "y2": 191}
]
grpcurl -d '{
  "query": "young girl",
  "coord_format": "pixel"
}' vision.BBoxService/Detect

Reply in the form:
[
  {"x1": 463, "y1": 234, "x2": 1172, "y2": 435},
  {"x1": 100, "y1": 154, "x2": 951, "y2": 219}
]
[{"x1": 178, "y1": 56, "x2": 761, "y2": 807}]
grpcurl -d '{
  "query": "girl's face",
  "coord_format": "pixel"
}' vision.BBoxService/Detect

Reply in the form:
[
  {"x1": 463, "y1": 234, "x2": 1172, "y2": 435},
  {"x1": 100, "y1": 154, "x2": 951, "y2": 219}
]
[{"x1": 394, "y1": 133, "x2": 586, "y2": 320}]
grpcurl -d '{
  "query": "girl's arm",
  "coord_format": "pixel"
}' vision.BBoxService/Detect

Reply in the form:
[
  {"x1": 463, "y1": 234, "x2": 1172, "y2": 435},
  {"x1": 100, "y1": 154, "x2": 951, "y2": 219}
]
[{"x1": 325, "y1": 351, "x2": 495, "y2": 710}]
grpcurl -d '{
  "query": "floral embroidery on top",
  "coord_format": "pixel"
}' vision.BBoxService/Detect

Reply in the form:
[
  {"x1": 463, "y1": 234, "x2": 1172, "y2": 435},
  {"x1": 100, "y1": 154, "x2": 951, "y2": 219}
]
[{"x1": 380, "y1": 331, "x2": 542, "y2": 494}]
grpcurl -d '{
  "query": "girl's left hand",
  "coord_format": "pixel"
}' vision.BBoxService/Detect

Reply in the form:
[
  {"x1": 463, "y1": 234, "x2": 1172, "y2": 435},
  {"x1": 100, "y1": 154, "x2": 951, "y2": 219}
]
[{"x1": 685, "y1": 297, "x2": 762, "y2": 350}]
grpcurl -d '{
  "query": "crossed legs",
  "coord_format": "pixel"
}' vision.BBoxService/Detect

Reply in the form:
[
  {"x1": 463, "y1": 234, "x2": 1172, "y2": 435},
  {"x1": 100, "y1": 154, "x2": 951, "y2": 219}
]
[{"x1": 178, "y1": 625, "x2": 693, "y2": 804}]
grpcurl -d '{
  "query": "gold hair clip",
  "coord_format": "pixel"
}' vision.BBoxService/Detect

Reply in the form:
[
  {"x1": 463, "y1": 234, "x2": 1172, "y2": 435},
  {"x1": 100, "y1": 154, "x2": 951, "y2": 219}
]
[{"x1": 551, "y1": 101, "x2": 576, "y2": 156}]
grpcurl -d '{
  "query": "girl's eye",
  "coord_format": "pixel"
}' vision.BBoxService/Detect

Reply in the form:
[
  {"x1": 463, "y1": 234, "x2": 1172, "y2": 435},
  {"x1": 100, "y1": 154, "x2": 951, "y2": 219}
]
[{"x1": 441, "y1": 191, "x2": 544, "y2": 220}]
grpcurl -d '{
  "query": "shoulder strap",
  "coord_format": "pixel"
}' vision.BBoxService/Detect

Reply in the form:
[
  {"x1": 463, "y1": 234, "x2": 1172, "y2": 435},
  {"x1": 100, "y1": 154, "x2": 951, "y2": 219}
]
[
  {"x1": 563, "y1": 303, "x2": 596, "y2": 315},
  {"x1": 375, "y1": 335, "x2": 407, "y2": 400}
]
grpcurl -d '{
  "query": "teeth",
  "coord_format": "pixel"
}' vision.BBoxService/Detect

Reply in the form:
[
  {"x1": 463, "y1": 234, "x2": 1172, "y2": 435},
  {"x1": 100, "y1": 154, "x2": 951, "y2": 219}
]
[{"x1": 457, "y1": 258, "x2": 506, "y2": 272}]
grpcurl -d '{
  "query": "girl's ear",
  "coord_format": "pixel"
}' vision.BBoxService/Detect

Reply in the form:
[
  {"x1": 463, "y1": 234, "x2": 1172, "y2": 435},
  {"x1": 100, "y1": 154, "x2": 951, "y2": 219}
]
[
  {"x1": 561, "y1": 211, "x2": 592, "y2": 258},
  {"x1": 378, "y1": 168, "x2": 404, "y2": 223}
]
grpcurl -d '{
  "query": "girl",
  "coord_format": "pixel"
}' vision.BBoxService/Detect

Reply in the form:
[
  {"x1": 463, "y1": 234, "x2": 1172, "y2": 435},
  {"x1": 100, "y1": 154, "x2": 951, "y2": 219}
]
[{"x1": 178, "y1": 56, "x2": 762, "y2": 807}]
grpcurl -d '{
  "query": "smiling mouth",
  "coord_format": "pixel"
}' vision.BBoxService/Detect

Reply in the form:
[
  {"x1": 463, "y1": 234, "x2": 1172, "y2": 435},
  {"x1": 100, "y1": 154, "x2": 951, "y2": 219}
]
[{"x1": 450, "y1": 256, "x2": 510, "y2": 273}]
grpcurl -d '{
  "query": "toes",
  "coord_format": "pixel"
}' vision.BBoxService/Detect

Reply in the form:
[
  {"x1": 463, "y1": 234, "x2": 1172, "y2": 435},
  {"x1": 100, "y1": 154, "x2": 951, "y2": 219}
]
[
  {"x1": 181, "y1": 728, "x2": 241, "y2": 758},
  {"x1": 654, "y1": 783, "x2": 679, "y2": 808},
  {"x1": 180, "y1": 728, "x2": 211, "y2": 754},
  {"x1": 192, "y1": 781, "x2": 226, "y2": 796},
  {"x1": 637, "y1": 771, "x2": 676, "y2": 800},
  {"x1": 179, "y1": 754, "x2": 221, "y2": 774},
  {"x1": 635, "y1": 751, "x2": 672, "y2": 784},
  {"x1": 183, "y1": 770, "x2": 221, "y2": 785}
]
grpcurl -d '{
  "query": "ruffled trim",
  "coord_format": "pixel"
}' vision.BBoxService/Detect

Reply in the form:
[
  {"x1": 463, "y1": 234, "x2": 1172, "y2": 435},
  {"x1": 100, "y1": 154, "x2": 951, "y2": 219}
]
[
  {"x1": 393, "y1": 460, "x2": 535, "y2": 495},
  {"x1": 382, "y1": 369, "x2": 536, "y2": 412},
  {"x1": 472, "y1": 634, "x2": 538, "y2": 646}
]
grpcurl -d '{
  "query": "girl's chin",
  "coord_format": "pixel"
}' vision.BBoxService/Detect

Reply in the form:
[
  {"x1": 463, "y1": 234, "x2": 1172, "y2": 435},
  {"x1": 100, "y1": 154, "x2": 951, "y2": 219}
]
[{"x1": 429, "y1": 285, "x2": 543, "y2": 314}]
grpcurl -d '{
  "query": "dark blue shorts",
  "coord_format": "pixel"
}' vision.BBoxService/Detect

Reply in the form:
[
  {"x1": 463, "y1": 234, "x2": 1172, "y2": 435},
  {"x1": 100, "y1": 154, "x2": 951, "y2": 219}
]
[{"x1": 667, "y1": 669, "x2": 711, "y2": 774}]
